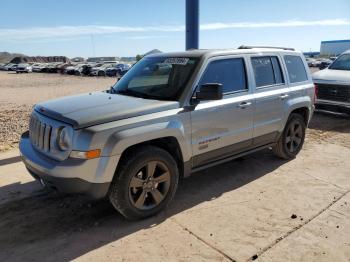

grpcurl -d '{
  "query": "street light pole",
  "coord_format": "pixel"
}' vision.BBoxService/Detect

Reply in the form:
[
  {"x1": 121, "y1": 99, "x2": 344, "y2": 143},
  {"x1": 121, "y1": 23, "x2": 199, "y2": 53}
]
[{"x1": 186, "y1": 0, "x2": 199, "y2": 50}]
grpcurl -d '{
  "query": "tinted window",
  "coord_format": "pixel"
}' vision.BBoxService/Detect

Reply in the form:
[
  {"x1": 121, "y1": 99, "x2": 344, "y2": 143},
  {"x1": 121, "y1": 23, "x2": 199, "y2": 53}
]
[
  {"x1": 329, "y1": 54, "x2": 350, "y2": 71},
  {"x1": 199, "y1": 58, "x2": 247, "y2": 93},
  {"x1": 251, "y1": 56, "x2": 284, "y2": 87},
  {"x1": 113, "y1": 57, "x2": 199, "y2": 101},
  {"x1": 251, "y1": 57, "x2": 275, "y2": 87},
  {"x1": 271, "y1": 57, "x2": 284, "y2": 84},
  {"x1": 284, "y1": 55, "x2": 308, "y2": 83}
]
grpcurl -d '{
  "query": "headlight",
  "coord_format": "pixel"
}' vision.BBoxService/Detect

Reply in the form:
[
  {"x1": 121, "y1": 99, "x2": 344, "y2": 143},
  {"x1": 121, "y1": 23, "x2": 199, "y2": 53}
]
[{"x1": 57, "y1": 127, "x2": 72, "y2": 151}]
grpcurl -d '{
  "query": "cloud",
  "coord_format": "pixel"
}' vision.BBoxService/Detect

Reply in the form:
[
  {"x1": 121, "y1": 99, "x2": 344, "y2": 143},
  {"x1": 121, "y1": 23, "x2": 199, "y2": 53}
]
[
  {"x1": 0, "y1": 19, "x2": 349, "y2": 41},
  {"x1": 124, "y1": 35, "x2": 172, "y2": 40}
]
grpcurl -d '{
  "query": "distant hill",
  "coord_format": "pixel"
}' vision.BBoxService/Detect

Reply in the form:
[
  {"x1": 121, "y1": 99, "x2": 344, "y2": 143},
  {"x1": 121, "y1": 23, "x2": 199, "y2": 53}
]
[{"x1": 0, "y1": 52, "x2": 25, "y2": 63}]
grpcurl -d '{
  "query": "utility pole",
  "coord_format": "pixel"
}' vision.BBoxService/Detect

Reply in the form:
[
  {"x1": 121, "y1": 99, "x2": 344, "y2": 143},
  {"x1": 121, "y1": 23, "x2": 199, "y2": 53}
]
[{"x1": 186, "y1": 0, "x2": 199, "y2": 50}]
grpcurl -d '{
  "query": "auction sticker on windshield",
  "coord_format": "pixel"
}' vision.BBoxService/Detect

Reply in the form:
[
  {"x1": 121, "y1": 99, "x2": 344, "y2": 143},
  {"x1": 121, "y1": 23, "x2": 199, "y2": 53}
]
[{"x1": 163, "y1": 58, "x2": 189, "y2": 65}]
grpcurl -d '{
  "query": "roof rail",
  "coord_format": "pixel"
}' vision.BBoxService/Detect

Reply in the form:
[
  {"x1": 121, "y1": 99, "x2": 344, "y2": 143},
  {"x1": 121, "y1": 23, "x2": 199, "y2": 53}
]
[{"x1": 238, "y1": 45, "x2": 295, "y2": 51}]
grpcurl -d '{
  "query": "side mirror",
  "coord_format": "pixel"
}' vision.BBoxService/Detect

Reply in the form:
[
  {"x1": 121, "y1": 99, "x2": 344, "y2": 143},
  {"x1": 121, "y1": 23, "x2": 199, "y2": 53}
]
[{"x1": 195, "y1": 83, "x2": 223, "y2": 101}]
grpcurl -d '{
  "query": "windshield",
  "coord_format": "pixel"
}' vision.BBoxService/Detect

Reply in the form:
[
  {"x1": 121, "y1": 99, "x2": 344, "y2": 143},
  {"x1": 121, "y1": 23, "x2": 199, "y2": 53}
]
[
  {"x1": 329, "y1": 54, "x2": 350, "y2": 71},
  {"x1": 112, "y1": 56, "x2": 198, "y2": 101}
]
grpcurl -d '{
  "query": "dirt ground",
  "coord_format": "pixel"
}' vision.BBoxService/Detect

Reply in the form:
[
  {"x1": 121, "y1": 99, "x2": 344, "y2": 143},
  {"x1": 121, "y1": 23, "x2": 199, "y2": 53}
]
[
  {"x1": 0, "y1": 71, "x2": 116, "y2": 151},
  {"x1": 0, "y1": 71, "x2": 350, "y2": 261}
]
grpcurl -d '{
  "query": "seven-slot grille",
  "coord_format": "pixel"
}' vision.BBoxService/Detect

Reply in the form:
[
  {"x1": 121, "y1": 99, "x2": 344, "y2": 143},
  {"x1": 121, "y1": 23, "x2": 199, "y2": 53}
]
[
  {"x1": 317, "y1": 83, "x2": 350, "y2": 102},
  {"x1": 29, "y1": 115, "x2": 53, "y2": 152}
]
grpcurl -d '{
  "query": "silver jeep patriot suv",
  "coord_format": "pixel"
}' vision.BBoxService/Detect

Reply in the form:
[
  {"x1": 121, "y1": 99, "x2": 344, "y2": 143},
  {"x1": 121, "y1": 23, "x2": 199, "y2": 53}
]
[{"x1": 20, "y1": 46, "x2": 315, "y2": 220}]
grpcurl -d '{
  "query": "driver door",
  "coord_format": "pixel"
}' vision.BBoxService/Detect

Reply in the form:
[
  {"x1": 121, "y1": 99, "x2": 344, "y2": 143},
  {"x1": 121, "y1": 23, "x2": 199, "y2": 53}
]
[{"x1": 190, "y1": 56, "x2": 254, "y2": 167}]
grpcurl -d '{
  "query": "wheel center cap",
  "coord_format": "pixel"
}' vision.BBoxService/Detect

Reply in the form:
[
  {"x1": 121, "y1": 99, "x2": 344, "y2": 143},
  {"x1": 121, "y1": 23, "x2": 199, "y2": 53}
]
[{"x1": 144, "y1": 181, "x2": 154, "y2": 189}]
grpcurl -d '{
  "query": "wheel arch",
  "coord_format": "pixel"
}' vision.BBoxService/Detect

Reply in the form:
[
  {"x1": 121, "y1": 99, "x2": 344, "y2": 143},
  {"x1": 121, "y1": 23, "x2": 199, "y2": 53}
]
[
  {"x1": 116, "y1": 137, "x2": 186, "y2": 178},
  {"x1": 105, "y1": 121, "x2": 191, "y2": 179},
  {"x1": 290, "y1": 107, "x2": 310, "y2": 125}
]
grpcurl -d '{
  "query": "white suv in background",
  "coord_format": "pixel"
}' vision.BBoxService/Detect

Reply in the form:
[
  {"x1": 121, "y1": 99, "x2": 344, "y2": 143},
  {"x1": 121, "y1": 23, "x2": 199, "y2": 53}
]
[{"x1": 313, "y1": 50, "x2": 350, "y2": 115}]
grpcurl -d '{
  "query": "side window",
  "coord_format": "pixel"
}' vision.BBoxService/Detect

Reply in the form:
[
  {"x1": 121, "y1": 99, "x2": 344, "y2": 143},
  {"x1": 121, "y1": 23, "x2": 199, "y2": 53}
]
[
  {"x1": 251, "y1": 56, "x2": 284, "y2": 87},
  {"x1": 284, "y1": 55, "x2": 308, "y2": 83},
  {"x1": 199, "y1": 58, "x2": 247, "y2": 94},
  {"x1": 271, "y1": 57, "x2": 284, "y2": 84}
]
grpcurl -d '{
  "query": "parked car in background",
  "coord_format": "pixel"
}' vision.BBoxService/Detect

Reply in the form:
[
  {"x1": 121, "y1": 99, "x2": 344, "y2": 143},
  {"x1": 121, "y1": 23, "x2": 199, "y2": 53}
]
[
  {"x1": 0, "y1": 63, "x2": 6, "y2": 70},
  {"x1": 57, "y1": 63, "x2": 72, "y2": 74},
  {"x1": 105, "y1": 63, "x2": 131, "y2": 77},
  {"x1": 318, "y1": 59, "x2": 333, "y2": 70},
  {"x1": 306, "y1": 58, "x2": 316, "y2": 67},
  {"x1": 70, "y1": 64, "x2": 89, "y2": 76},
  {"x1": 90, "y1": 63, "x2": 116, "y2": 76},
  {"x1": 313, "y1": 50, "x2": 350, "y2": 115},
  {"x1": 79, "y1": 64, "x2": 96, "y2": 76},
  {"x1": 32, "y1": 63, "x2": 46, "y2": 72},
  {"x1": 4, "y1": 63, "x2": 18, "y2": 71},
  {"x1": 64, "y1": 64, "x2": 82, "y2": 75},
  {"x1": 16, "y1": 63, "x2": 32, "y2": 73}
]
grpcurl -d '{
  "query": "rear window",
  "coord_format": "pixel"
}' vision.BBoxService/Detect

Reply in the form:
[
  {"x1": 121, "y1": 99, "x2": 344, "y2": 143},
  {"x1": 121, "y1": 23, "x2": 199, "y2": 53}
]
[
  {"x1": 284, "y1": 55, "x2": 308, "y2": 83},
  {"x1": 251, "y1": 56, "x2": 284, "y2": 87}
]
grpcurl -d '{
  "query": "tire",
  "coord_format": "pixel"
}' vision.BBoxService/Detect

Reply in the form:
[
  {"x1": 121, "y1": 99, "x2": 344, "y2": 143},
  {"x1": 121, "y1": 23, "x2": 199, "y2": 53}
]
[
  {"x1": 98, "y1": 71, "x2": 105, "y2": 77},
  {"x1": 109, "y1": 146, "x2": 179, "y2": 220},
  {"x1": 273, "y1": 113, "x2": 306, "y2": 160}
]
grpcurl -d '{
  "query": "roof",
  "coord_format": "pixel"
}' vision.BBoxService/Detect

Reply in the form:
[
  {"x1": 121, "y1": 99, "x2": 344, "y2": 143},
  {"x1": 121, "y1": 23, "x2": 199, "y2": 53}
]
[
  {"x1": 321, "y1": 40, "x2": 350, "y2": 44},
  {"x1": 147, "y1": 47, "x2": 300, "y2": 59}
]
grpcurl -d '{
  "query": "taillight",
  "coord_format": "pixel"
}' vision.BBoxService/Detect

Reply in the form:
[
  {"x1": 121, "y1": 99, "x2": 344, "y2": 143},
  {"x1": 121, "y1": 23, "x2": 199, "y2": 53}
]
[{"x1": 313, "y1": 84, "x2": 318, "y2": 104}]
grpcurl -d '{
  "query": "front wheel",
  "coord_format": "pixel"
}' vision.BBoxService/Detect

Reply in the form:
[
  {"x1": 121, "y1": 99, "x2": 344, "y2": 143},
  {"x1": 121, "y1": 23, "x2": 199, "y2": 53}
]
[
  {"x1": 108, "y1": 146, "x2": 179, "y2": 220},
  {"x1": 273, "y1": 113, "x2": 306, "y2": 160}
]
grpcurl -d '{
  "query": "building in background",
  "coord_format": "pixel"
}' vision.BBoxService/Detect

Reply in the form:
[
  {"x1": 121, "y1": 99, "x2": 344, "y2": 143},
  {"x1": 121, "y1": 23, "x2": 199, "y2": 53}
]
[{"x1": 320, "y1": 40, "x2": 350, "y2": 56}]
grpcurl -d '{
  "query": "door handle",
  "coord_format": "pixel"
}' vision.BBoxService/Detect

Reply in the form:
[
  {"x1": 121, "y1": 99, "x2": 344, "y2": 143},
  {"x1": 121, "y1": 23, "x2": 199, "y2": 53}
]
[
  {"x1": 237, "y1": 101, "x2": 252, "y2": 109},
  {"x1": 279, "y1": 94, "x2": 289, "y2": 100}
]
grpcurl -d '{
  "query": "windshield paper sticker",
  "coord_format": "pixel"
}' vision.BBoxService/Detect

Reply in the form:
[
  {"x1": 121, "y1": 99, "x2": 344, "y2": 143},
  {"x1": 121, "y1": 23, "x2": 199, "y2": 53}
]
[{"x1": 163, "y1": 58, "x2": 189, "y2": 65}]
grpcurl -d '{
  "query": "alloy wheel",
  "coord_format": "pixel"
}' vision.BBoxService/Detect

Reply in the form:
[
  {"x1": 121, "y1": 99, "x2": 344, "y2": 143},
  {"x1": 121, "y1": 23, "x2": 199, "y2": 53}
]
[
  {"x1": 128, "y1": 161, "x2": 171, "y2": 210},
  {"x1": 286, "y1": 121, "x2": 303, "y2": 153}
]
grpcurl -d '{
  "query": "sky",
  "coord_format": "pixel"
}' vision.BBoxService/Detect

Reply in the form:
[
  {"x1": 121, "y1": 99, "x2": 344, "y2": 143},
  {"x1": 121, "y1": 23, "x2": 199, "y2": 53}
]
[{"x1": 0, "y1": 0, "x2": 350, "y2": 58}]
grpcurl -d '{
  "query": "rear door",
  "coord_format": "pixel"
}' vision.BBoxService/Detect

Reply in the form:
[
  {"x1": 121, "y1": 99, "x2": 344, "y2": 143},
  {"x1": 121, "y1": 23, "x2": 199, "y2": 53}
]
[
  {"x1": 190, "y1": 56, "x2": 255, "y2": 167},
  {"x1": 249, "y1": 54, "x2": 288, "y2": 145}
]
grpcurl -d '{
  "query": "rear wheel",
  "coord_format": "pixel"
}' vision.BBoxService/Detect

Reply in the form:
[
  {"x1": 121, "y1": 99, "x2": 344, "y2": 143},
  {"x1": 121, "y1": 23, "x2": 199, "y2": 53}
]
[
  {"x1": 109, "y1": 146, "x2": 179, "y2": 220},
  {"x1": 98, "y1": 71, "x2": 105, "y2": 76},
  {"x1": 273, "y1": 113, "x2": 306, "y2": 159}
]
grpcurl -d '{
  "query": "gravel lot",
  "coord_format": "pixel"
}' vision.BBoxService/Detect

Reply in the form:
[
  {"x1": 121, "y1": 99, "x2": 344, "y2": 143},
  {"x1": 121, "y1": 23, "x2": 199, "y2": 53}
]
[
  {"x1": 0, "y1": 70, "x2": 349, "y2": 261},
  {"x1": 0, "y1": 71, "x2": 116, "y2": 151}
]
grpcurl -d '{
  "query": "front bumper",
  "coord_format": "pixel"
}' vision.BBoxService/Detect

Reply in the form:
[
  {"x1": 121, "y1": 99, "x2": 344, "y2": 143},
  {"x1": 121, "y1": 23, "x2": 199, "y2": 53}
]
[
  {"x1": 316, "y1": 99, "x2": 350, "y2": 114},
  {"x1": 19, "y1": 132, "x2": 120, "y2": 199}
]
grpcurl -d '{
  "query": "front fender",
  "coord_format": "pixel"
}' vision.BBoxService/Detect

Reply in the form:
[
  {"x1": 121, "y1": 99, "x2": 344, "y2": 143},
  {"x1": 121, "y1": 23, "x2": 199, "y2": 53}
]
[{"x1": 103, "y1": 120, "x2": 191, "y2": 162}]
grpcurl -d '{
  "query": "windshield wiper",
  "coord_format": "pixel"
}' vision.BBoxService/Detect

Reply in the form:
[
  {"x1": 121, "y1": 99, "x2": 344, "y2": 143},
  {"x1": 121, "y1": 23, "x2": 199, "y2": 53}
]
[{"x1": 115, "y1": 89, "x2": 152, "y2": 99}]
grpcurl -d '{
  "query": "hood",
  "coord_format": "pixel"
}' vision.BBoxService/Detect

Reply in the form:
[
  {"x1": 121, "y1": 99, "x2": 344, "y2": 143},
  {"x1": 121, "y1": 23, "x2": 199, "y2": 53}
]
[
  {"x1": 313, "y1": 69, "x2": 350, "y2": 84},
  {"x1": 35, "y1": 92, "x2": 179, "y2": 129}
]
